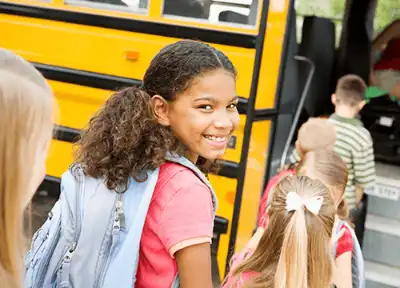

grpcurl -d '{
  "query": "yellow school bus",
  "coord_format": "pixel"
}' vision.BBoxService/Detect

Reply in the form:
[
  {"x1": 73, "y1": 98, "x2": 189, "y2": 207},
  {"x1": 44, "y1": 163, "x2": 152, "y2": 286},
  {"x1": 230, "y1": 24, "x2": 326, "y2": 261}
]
[
  {"x1": 2, "y1": 0, "x2": 394, "y2": 281},
  {"x1": 1, "y1": 0, "x2": 290, "y2": 277}
]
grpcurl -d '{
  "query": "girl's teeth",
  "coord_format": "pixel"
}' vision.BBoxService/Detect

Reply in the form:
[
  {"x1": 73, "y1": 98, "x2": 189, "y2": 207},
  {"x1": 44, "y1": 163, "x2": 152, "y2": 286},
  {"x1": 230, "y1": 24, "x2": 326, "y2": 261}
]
[{"x1": 205, "y1": 136, "x2": 226, "y2": 142}]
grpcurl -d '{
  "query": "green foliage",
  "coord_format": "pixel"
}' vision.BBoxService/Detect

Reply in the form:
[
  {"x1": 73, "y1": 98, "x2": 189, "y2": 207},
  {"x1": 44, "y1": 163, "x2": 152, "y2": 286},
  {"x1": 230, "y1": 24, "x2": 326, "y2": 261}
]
[
  {"x1": 295, "y1": 0, "x2": 399, "y2": 41},
  {"x1": 374, "y1": 0, "x2": 399, "y2": 36}
]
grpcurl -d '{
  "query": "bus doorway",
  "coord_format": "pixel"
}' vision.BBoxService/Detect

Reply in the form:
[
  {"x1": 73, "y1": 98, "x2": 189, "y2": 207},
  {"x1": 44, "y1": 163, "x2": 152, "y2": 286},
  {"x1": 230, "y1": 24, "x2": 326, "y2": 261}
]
[{"x1": 267, "y1": 0, "x2": 400, "y2": 286}]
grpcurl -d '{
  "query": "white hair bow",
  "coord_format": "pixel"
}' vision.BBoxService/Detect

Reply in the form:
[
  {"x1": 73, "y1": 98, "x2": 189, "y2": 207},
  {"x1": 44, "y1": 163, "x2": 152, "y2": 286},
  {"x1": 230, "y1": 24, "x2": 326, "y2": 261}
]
[{"x1": 285, "y1": 192, "x2": 323, "y2": 215}]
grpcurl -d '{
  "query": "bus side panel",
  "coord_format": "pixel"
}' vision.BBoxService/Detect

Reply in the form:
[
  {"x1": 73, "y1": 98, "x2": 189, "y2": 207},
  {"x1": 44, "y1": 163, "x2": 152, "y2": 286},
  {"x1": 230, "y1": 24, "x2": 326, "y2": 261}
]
[
  {"x1": 236, "y1": 120, "x2": 272, "y2": 250},
  {"x1": 46, "y1": 140, "x2": 74, "y2": 178},
  {"x1": 255, "y1": 0, "x2": 290, "y2": 110},
  {"x1": 0, "y1": 14, "x2": 255, "y2": 99},
  {"x1": 49, "y1": 81, "x2": 110, "y2": 129},
  {"x1": 233, "y1": 0, "x2": 290, "y2": 256},
  {"x1": 208, "y1": 175, "x2": 238, "y2": 279}
]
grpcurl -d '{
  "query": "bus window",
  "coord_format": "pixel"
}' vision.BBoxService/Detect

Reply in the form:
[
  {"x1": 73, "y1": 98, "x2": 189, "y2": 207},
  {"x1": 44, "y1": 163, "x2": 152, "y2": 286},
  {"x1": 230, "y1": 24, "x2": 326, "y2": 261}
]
[
  {"x1": 162, "y1": 0, "x2": 260, "y2": 26},
  {"x1": 65, "y1": 0, "x2": 148, "y2": 13},
  {"x1": 295, "y1": 0, "x2": 346, "y2": 46}
]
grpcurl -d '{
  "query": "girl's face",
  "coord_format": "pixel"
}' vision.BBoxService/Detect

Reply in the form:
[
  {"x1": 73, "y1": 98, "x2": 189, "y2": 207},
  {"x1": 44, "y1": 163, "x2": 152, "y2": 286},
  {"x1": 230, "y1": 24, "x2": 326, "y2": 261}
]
[{"x1": 153, "y1": 69, "x2": 240, "y2": 162}]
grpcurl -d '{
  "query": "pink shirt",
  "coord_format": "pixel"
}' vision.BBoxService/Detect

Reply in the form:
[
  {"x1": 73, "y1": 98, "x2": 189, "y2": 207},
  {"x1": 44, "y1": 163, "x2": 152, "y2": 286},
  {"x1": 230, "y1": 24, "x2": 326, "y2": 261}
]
[
  {"x1": 336, "y1": 223, "x2": 353, "y2": 258},
  {"x1": 136, "y1": 162, "x2": 214, "y2": 288},
  {"x1": 222, "y1": 248, "x2": 258, "y2": 287}
]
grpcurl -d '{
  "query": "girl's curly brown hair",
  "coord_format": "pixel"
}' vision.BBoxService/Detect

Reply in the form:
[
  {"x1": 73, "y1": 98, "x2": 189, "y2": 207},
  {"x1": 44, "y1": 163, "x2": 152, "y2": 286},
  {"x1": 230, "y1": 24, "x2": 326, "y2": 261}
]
[{"x1": 74, "y1": 40, "x2": 236, "y2": 190}]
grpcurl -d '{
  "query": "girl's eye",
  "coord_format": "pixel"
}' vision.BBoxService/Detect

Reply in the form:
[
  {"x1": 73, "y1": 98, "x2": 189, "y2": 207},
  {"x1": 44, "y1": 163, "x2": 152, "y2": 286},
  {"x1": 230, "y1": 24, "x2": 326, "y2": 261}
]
[
  {"x1": 227, "y1": 103, "x2": 238, "y2": 109},
  {"x1": 199, "y1": 105, "x2": 213, "y2": 111}
]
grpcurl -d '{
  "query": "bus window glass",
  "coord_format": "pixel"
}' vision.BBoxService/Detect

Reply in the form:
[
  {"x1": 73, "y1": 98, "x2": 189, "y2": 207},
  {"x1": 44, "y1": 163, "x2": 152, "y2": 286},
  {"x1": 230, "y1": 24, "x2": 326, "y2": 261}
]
[
  {"x1": 295, "y1": 0, "x2": 346, "y2": 46},
  {"x1": 162, "y1": 0, "x2": 259, "y2": 27},
  {"x1": 65, "y1": 0, "x2": 148, "y2": 13}
]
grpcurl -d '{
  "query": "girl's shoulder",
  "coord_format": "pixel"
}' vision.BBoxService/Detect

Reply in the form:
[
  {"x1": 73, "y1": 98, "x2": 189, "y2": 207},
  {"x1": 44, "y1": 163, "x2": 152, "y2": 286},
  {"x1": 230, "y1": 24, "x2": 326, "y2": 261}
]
[
  {"x1": 154, "y1": 162, "x2": 211, "y2": 208},
  {"x1": 336, "y1": 223, "x2": 354, "y2": 258},
  {"x1": 158, "y1": 162, "x2": 207, "y2": 189}
]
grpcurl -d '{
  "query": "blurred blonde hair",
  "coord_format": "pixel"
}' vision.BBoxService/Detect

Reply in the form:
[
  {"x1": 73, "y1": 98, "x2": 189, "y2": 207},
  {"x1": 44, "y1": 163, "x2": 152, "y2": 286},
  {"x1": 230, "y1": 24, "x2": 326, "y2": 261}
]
[
  {"x1": 0, "y1": 50, "x2": 54, "y2": 287},
  {"x1": 297, "y1": 149, "x2": 350, "y2": 220},
  {"x1": 233, "y1": 176, "x2": 336, "y2": 288},
  {"x1": 297, "y1": 118, "x2": 336, "y2": 154}
]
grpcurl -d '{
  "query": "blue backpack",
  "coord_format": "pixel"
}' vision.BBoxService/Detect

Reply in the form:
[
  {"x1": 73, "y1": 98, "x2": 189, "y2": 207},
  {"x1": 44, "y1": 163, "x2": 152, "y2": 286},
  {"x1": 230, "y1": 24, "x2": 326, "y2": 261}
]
[{"x1": 24, "y1": 155, "x2": 217, "y2": 288}]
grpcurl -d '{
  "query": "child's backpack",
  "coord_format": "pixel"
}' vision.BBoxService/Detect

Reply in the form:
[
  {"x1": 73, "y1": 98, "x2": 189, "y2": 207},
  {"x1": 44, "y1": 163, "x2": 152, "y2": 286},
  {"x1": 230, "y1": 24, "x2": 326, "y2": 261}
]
[
  {"x1": 24, "y1": 155, "x2": 217, "y2": 288},
  {"x1": 332, "y1": 220, "x2": 365, "y2": 288}
]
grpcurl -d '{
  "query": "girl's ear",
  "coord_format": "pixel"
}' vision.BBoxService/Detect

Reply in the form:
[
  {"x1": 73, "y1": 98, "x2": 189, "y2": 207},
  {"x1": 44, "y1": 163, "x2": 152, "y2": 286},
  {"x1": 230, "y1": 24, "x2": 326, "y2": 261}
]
[{"x1": 151, "y1": 95, "x2": 171, "y2": 126}]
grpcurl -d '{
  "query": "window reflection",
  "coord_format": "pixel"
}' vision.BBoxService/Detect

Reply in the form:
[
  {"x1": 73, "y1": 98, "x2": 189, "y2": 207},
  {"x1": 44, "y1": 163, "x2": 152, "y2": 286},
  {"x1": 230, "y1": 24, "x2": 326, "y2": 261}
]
[
  {"x1": 164, "y1": 0, "x2": 208, "y2": 19},
  {"x1": 65, "y1": 0, "x2": 148, "y2": 12},
  {"x1": 163, "y1": 0, "x2": 259, "y2": 26}
]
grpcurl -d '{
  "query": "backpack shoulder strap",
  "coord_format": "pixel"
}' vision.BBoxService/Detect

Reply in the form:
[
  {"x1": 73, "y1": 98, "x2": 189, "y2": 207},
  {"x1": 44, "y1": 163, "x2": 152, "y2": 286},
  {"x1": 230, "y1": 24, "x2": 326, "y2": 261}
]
[
  {"x1": 60, "y1": 166, "x2": 86, "y2": 245},
  {"x1": 171, "y1": 274, "x2": 180, "y2": 288},
  {"x1": 165, "y1": 154, "x2": 218, "y2": 213}
]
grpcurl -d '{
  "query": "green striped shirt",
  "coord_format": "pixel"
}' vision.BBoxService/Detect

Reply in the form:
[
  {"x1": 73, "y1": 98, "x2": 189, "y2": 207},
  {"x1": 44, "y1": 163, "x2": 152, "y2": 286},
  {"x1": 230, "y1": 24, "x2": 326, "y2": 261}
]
[{"x1": 289, "y1": 114, "x2": 375, "y2": 209}]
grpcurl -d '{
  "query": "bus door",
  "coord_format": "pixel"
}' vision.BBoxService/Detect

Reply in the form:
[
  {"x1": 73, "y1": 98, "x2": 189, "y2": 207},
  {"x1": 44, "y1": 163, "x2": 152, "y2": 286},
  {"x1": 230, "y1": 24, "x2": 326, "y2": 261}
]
[{"x1": 0, "y1": 0, "x2": 292, "y2": 278}]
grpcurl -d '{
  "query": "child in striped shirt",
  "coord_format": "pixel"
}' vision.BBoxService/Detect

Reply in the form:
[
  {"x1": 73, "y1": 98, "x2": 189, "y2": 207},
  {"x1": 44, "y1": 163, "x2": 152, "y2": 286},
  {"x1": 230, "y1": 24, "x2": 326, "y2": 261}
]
[{"x1": 291, "y1": 74, "x2": 376, "y2": 213}]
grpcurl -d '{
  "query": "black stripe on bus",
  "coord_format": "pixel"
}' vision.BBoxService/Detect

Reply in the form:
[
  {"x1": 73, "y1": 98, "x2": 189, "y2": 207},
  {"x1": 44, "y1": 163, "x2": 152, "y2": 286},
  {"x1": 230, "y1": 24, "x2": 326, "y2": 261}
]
[
  {"x1": 34, "y1": 62, "x2": 250, "y2": 114},
  {"x1": 0, "y1": 2, "x2": 256, "y2": 49},
  {"x1": 262, "y1": 0, "x2": 296, "y2": 192},
  {"x1": 34, "y1": 63, "x2": 141, "y2": 90},
  {"x1": 54, "y1": 125, "x2": 81, "y2": 143},
  {"x1": 53, "y1": 125, "x2": 239, "y2": 179},
  {"x1": 38, "y1": 176, "x2": 229, "y2": 234},
  {"x1": 225, "y1": 0, "x2": 271, "y2": 274}
]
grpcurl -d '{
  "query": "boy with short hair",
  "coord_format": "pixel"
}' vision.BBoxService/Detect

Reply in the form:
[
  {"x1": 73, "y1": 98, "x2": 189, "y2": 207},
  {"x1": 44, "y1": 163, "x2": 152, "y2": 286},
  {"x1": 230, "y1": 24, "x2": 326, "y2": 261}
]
[
  {"x1": 292, "y1": 74, "x2": 375, "y2": 211},
  {"x1": 330, "y1": 75, "x2": 376, "y2": 211}
]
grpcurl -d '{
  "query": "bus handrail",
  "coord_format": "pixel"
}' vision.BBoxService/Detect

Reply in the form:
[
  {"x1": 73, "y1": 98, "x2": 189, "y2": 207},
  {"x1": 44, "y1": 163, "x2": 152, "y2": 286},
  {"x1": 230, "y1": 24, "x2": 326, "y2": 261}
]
[{"x1": 280, "y1": 56, "x2": 315, "y2": 169}]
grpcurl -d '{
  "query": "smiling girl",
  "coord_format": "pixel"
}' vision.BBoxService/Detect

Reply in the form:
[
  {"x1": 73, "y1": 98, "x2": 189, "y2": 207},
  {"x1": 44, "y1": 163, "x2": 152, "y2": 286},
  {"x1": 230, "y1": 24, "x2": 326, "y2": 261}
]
[{"x1": 72, "y1": 40, "x2": 239, "y2": 288}]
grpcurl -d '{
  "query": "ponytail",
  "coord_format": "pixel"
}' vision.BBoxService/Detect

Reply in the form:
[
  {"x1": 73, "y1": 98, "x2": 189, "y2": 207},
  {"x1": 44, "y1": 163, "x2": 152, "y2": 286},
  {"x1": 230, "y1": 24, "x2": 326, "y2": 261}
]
[
  {"x1": 228, "y1": 176, "x2": 335, "y2": 288},
  {"x1": 275, "y1": 209, "x2": 308, "y2": 288},
  {"x1": 74, "y1": 86, "x2": 185, "y2": 190}
]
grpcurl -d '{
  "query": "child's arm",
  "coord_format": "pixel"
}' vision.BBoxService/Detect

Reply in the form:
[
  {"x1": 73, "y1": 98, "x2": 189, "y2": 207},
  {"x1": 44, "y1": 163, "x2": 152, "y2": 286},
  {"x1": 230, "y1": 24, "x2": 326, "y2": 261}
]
[
  {"x1": 332, "y1": 226, "x2": 353, "y2": 288},
  {"x1": 333, "y1": 252, "x2": 353, "y2": 288},
  {"x1": 355, "y1": 184, "x2": 364, "y2": 207},
  {"x1": 159, "y1": 181, "x2": 215, "y2": 288},
  {"x1": 176, "y1": 243, "x2": 213, "y2": 288}
]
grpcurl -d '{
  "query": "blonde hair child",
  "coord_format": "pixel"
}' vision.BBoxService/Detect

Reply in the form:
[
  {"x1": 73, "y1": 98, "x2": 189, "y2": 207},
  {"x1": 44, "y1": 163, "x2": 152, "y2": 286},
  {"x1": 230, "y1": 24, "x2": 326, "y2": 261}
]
[
  {"x1": 0, "y1": 49, "x2": 54, "y2": 287},
  {"x1": 223, "y1": 176, "x2": 336, "y2": 288},
  {"x1": 298, "y1": 150, "x2": 357, "y2": 288}
]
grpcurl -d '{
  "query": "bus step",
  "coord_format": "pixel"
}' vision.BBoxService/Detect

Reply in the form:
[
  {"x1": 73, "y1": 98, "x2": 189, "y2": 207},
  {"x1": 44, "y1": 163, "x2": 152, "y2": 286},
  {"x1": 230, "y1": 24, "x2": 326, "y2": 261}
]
[
  {"x1": 365, "y1": 163, "x2": 400, "y2": 221},
  {"x1": 363, "y1": 214, "x2": 400, "y2": 268},
  {"x1": 365, "y1": 261, "x2": 400, "y2": 288}
]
